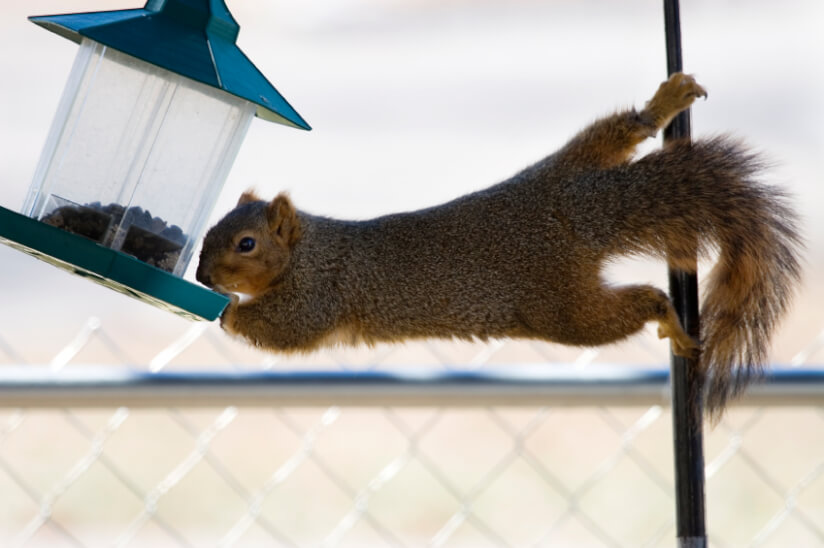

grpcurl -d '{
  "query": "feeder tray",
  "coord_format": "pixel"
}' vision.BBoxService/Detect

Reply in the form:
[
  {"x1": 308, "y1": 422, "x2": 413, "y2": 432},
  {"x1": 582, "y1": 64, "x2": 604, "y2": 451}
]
[{"x1": 0, "y1": 205, "x2": 228, "y2": 321}]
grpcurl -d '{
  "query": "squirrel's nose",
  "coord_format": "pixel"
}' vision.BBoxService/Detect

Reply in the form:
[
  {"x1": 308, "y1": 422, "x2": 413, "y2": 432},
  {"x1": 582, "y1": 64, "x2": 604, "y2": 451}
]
[{"x1": 195, "y1": 263, "x2": 211, "y2": 287}]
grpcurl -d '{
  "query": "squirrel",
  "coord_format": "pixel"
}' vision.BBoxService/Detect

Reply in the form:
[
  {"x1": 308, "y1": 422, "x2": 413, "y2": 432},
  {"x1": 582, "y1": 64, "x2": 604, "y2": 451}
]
[{"x1": 196, "y1": 73, "x2": 802, "y2": 417}]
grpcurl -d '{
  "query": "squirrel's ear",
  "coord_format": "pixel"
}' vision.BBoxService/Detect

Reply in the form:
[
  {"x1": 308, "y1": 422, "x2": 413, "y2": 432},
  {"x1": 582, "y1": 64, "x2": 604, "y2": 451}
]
[
  {"x1": 267, "y1": 193, "x2": 301, "y2": 246},
  {"x1": 237, "y1": 189, "x2": 261, "y2": 207}
]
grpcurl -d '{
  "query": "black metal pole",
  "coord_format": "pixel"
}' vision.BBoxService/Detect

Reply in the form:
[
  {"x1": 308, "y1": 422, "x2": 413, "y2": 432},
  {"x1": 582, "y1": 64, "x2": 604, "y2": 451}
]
[{"x1": 663, "y1": 1, "x2": 707, "y2": 547}]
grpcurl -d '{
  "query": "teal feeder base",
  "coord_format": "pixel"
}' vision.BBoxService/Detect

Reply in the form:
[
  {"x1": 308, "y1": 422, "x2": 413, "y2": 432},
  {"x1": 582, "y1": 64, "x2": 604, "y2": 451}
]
[{"x1": 0, "y1": 205, "x2": 229, "y2": 321}]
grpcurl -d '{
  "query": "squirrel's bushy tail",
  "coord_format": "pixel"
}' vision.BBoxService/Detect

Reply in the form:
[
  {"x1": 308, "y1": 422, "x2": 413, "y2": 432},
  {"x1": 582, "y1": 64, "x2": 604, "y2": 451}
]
[{"x1": 622, "y1": 138, "x2": 803, "y2": 418}]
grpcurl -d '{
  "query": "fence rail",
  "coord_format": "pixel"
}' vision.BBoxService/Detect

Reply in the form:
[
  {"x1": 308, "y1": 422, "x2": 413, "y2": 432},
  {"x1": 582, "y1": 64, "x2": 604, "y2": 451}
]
[{"x1": 1, "y1": 366, "x2": 823, "y2": 408}]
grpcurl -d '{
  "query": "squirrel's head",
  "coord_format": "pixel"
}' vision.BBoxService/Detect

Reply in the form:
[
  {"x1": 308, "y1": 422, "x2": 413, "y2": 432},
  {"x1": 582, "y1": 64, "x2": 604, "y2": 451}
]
[{"x1": 196, "y1": 191, "x2": 302, "y2": 296}]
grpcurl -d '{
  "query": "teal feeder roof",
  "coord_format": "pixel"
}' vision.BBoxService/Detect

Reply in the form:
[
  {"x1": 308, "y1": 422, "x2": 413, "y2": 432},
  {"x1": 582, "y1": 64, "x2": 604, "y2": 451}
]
[{"x1": 29, "y1": 0, "x2": 311, "y2": 130}]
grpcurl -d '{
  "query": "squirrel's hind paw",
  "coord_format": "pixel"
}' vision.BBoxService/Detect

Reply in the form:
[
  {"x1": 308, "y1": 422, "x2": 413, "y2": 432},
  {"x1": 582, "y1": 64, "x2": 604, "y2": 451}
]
[{"x1": 657, "y1": 323, "x2": 700, "y2": 360}]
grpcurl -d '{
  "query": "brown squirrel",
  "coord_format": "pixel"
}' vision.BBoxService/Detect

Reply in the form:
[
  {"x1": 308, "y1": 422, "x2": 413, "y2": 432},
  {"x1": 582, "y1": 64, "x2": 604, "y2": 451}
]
[{"x1": 197, "y1": 73, "x2": 802, "y2": 417}]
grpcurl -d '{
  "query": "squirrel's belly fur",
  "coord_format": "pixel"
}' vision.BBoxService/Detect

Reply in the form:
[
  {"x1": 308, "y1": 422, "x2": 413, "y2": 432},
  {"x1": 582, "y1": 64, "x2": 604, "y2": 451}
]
[{"x1": 197, "y1": 73, "x2": 802, "y2": 419}]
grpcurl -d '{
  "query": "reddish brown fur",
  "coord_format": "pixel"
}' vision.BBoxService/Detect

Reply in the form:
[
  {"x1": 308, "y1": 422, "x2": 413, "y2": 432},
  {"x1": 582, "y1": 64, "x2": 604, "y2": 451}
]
[{"x1": 197, "y1": 74, "x2": 802, "y2": 419}]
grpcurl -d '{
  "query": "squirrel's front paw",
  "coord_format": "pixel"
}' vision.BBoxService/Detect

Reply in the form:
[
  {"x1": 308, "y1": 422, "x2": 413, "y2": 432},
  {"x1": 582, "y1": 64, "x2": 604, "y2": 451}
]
[
  {"x1": 218, "y1": 292, "x2": 240, "y2": 333},
  {"x1": 643, "y1": 73, "x2": 708, "y2": 130}
]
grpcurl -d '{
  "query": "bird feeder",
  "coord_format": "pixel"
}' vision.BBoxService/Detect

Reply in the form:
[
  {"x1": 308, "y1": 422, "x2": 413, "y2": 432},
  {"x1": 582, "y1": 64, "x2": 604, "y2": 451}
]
[{"x1": 0, "y1": 0, "x2": 309, "y2": 320}]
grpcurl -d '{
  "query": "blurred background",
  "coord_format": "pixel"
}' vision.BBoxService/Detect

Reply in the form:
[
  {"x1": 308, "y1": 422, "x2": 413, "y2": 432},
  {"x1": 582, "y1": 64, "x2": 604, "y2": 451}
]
[{"x1": 0, "y1": 0, "x2": 822, "y2": 546}]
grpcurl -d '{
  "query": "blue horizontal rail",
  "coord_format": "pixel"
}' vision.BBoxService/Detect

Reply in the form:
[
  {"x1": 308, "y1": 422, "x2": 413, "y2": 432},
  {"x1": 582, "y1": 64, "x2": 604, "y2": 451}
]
[{"x1": 0, "y1": 366, "x2": 822, "y2": 408}]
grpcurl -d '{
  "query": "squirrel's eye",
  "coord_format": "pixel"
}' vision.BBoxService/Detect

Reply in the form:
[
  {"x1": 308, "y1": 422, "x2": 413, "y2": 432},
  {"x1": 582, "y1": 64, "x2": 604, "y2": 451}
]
[{"x1": 237, "y1": 237, "x2": 256, "y2": 253}]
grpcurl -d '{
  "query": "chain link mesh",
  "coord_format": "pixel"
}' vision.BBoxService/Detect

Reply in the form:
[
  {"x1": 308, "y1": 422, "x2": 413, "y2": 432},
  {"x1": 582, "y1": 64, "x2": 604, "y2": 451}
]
[{"x1": 1, "y1": 320, "x2": 824, "y2": 547}]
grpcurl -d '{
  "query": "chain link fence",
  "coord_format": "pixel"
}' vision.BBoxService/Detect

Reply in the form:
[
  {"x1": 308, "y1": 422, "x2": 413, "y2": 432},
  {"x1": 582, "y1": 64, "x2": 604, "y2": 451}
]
[{"x1": 2, "y1": 319, "x2": 824, "y2": 548}]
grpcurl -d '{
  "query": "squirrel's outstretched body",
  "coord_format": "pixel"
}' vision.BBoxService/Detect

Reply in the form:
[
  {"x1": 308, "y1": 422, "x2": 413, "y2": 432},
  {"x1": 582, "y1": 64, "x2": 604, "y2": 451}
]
[{"x1": 197, "y1": 74, "x2": 802, "y2": 417}]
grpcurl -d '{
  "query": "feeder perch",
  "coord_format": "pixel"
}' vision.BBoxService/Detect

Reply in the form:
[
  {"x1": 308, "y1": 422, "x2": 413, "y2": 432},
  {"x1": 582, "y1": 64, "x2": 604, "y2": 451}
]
[{"x1": 0, "y1": 0, "x2": 309, "y2": 321}]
